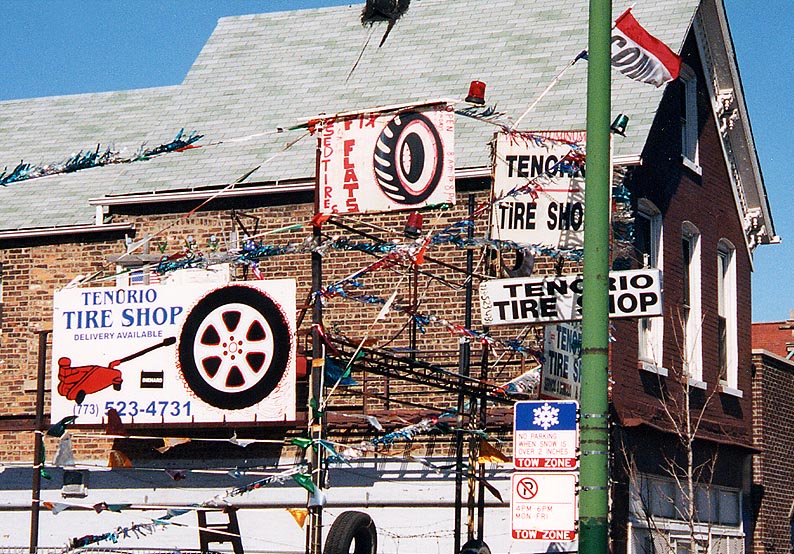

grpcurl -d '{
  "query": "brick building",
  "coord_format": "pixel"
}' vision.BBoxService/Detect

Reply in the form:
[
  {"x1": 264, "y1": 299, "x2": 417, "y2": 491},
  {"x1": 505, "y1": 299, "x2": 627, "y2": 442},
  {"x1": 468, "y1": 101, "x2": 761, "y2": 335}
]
[
  {"x1": 750, "y1": 322, "x2": 794, "y2": 554},
  {"x1": 0, "y1": 1, "x2": 776, "y2": 553}
]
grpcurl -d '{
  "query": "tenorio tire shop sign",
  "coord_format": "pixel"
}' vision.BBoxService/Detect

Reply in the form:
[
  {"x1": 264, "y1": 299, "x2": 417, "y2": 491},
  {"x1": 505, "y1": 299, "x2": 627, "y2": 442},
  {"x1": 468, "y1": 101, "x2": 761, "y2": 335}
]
[{"x1": 50, "y1": 280, "x2": 296, "y2": 425}]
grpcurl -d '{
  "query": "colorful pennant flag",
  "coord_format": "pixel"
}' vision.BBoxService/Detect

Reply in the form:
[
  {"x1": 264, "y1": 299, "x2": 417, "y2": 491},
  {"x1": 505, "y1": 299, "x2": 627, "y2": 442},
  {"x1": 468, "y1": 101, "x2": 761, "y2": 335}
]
[
  {"x1": 108, "y1": 450, "x2": 132, "y2": 468},
  {"x1": 287, "y1": 507, "x2": 309, "y2": 528},
  {"x1": 53, "y1": 435, "x2": 76, "y2": 467},
  {"x1": 155, "y1": 437, "x2": 191, "y2": 453},
  {"x1": 291, "y1": 472, "x2": 316, "y2": 494},
  {"x1": 105, "y1": 409, "x2": 127, "y2": 436},
  {"x1": 611, "y1": 8, "x2": 682, "y2": 87},
  {"x1": 478, "y1": 439, "x2": 510, "y2": 465},
  {"x1": 47, "y1": 415, "x2": 77, "y2": 437}
]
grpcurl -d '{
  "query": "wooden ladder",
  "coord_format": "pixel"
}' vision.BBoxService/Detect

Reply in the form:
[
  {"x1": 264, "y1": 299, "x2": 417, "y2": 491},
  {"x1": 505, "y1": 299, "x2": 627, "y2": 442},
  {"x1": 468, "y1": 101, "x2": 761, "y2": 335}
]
[{"x1": 197, "y1": 507, "x2": 244, "y2": 554}]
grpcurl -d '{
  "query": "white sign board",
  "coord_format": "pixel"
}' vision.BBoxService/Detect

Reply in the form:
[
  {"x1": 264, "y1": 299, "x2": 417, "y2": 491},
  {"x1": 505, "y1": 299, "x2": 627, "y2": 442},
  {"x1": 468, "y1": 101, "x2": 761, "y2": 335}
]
[
  {"x1": 480, "y1": 268, "x2": 662, "y2": 325},
  {"x1": 51, "y1": 280, "x2": 296, "y2": 425},
  {"x1": 318, "y1": 104, "x2": 455, "y2": 215},
  {"x1": 511, "y1": 472, "x2": 578, "y2": 541},
  {"x1": 491, "y1": 131, "x2": 586, "y2": 249},
  {"x1": 514, "y1": 400, "x2": 578, "y2": 470},
  {"x1": 541, "y1": 323, "x2": 582, "y2": 400}
]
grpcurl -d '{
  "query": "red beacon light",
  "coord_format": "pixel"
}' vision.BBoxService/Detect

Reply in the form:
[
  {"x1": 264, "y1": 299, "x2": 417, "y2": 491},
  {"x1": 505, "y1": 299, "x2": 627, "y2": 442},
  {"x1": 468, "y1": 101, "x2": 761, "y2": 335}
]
[
  {"x1": 465, "y1": 80, "x2": 486, "y2": 105},
  {"x1": 404, "y1": 212, "x2": 424, "y2": 239}
]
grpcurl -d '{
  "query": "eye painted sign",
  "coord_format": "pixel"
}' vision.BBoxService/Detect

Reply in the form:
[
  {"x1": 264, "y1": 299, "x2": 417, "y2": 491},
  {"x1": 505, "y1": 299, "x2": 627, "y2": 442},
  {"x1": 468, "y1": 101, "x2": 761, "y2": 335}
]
[
  {"x1": 318, "y1": 103, "x2": 455, "y2": 215},
  {"x1": 51, "y1": 280, "x2": 296, "y2": 425}
]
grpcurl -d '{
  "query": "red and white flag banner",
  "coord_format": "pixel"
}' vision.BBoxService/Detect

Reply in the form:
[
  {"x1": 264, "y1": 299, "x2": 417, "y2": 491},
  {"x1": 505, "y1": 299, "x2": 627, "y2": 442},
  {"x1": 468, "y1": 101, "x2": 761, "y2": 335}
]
[{"x1": 611, "y1": 8, "x2": 682, "y2": 87}]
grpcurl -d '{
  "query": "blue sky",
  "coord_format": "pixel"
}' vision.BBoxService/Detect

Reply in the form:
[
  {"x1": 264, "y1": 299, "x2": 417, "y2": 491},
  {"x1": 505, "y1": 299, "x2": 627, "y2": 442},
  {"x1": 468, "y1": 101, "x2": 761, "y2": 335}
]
[{"x1": 1, "y1": 0, "x2": 791, "y2": 322}]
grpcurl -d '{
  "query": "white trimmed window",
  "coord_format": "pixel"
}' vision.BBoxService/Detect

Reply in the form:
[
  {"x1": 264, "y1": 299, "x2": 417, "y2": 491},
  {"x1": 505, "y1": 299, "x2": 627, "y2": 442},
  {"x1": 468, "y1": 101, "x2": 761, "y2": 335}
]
[
  {"x1": 717, "y1": 240, "x2": 738, "y2": 390},
  {"x1": 636, "y1": 200, "x2": 663, "y2": 368},
  {"x1": 682, "y1": 223, "x2": 702, "y2": 382},
  {"x1": 680, "y1": 64, "x2": 700, "y2": 173}
]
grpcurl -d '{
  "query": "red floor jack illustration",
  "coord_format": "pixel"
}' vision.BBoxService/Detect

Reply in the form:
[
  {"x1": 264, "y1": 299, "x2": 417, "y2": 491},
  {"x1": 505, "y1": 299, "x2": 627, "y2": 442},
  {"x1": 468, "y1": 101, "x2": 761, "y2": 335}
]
[{"x1": 57, "y1": 337, "x2": 176, "y2": 404}]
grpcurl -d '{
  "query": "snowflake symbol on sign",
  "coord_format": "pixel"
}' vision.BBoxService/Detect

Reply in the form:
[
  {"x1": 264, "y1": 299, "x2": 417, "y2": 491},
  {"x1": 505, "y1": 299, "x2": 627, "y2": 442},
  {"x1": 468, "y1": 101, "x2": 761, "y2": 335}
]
[{"x1": 532, "y1": 403, "x2": 560, "y2": 430}]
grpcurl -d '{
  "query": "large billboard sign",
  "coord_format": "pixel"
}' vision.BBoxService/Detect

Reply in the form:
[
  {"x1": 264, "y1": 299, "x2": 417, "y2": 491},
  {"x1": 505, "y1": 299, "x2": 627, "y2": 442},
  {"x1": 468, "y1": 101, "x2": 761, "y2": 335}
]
[
  {"x1": 318, "y1": 103, "x2": 456, "y2": 215},
  {"x1": 490, "y1": 131, "x2": 586, "y2": 249},
  {"x1": 480, "y1": 268, "x2": 662, "y2": 325},
  {"x1": 51, "y1": 280, "x2": 296, "y2": 425}
]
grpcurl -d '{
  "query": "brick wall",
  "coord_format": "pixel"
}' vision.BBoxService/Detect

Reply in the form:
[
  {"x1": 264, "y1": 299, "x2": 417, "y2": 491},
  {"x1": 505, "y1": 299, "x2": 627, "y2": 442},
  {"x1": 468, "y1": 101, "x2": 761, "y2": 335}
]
[
  {"x1": 751, "y1": 350, "x2": 794, "y2": 554},
  {"x1": 0, "y1": 185, "x2": 538, "y2": 463},
  {"x1": 609, "y1": 32, "x2": 753, "y2": 449},
  {"x1": 753, "y1": 321, "x2": 794, "y2": 359}
]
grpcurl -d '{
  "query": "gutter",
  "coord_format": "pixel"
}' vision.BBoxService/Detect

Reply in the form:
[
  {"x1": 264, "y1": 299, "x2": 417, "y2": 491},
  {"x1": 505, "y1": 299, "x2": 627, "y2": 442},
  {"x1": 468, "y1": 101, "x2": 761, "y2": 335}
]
[
  {"x1": 0, "y1": 222, "x2": 133, "y2": 241},
  {"x1": 88, "y1": 159, "x2": 642, "y2": 208}
]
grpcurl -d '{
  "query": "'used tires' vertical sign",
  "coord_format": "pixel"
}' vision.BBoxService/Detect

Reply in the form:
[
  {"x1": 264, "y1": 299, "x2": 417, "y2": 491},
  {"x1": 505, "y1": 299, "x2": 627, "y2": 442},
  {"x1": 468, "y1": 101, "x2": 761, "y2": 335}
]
[{"x1": 318, "y1": 102, "x2": 455, "y2": 215}]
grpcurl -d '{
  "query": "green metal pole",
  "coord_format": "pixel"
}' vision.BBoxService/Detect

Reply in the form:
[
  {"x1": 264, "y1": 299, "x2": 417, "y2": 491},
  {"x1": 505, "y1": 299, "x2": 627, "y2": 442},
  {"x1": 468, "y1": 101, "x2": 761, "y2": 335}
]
[{"x1": 580, "y1": 0, "x2": 612, "y2": 552}]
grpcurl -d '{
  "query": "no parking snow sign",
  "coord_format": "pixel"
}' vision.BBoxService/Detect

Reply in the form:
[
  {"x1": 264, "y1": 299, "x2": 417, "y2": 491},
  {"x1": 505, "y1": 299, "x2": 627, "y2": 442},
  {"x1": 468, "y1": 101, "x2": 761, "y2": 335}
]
[{"x1": 513, "y1": 400, "x2": 578, "y2": 470}]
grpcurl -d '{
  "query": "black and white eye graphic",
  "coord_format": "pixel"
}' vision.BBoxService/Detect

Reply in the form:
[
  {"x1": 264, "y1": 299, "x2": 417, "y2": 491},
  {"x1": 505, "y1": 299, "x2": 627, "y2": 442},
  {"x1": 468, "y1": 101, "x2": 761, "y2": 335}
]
[
  {"x1": 178, "y1": 285, "x2": 291, "y2": 410},
  {"x1": 373, "y1": 111, "x2": 444, "y2": 205}
]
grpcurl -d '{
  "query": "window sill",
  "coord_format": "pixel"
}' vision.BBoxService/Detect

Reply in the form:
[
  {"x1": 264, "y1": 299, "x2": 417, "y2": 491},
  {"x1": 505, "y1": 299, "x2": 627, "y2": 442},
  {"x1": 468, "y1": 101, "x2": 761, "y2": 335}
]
[
  {"x1": 687, "y1": 378, "x2": 708, "y2": 390},
  {"x1": 682, "y1": 156, "x2": 702, "y2": 176},
  {"x1": 639, "y1": 361, "x2": 668, "y2": 377},
  {"x1": 718, "y1": 383, "x2": 743, "y2": 398}
]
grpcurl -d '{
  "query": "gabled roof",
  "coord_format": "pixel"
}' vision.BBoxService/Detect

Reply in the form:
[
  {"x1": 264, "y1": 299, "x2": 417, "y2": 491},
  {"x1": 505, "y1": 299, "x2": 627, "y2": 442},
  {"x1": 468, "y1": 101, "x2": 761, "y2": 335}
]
[{"x1": 0, "y1": 0, "x2": 770, "y2": 250}]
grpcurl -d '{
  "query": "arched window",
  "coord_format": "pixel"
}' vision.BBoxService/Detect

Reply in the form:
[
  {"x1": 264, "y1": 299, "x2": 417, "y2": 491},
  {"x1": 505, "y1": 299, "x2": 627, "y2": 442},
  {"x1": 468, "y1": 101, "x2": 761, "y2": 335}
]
[
  {"x1": 717, "y1": 239, "x2": 738, "y2": 391},
  {"x1": 682, "y1": 222, "x2": 703, "y2": 383},
  {"x1": 636, "y1": 200, "x2": 664, "y2": 369},
  {"x1": 679, "y1": 64, "x2": 700, "y2": 173}
]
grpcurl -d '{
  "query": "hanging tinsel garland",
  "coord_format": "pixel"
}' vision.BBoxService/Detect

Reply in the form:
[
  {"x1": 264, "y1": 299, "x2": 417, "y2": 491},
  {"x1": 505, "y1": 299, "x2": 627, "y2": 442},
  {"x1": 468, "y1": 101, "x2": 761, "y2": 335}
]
[{"x1": 0, "y1": 129, "x2": 203, "y2": 186}]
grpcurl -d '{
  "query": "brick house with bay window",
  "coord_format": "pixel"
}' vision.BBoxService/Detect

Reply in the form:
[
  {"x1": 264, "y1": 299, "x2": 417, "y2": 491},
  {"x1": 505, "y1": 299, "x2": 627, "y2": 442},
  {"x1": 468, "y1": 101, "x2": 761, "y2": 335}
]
[{"x1": 0, "y1": 0, "x2": 776, "y2": 552}]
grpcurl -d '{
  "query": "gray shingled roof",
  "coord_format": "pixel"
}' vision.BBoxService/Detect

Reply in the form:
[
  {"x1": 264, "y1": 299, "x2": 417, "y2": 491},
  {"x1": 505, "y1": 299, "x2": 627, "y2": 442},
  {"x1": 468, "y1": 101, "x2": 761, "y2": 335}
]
[{"x1": 0, "y1": 0, "x2": 697, "y2": 232}]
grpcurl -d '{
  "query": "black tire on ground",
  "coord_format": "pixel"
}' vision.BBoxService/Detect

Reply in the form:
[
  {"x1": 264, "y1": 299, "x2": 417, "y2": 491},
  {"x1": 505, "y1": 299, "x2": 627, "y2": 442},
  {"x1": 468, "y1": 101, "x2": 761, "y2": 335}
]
[
  {"x1": 460, "y1": 538, "x2": 492, "y2": 554},
  {"x1": 323, "y1": 510, "x2": 377, "y2": 554}
]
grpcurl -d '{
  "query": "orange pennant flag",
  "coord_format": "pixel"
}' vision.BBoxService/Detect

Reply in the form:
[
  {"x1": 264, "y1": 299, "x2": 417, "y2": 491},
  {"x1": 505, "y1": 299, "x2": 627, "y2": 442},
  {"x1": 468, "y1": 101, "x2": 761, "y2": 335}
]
[
  {"x1": 478, "y1": 439, "x2": 510, "y2": 464},
  {"x1": 155, "y1": 437, "x2": 192, "y2": 453},
  {"x1": 287, "y1": 507, "x2": 309, "y2": 528},
  {"x1": 108, "y1": 450, "x2": 132, "y2": 468}
]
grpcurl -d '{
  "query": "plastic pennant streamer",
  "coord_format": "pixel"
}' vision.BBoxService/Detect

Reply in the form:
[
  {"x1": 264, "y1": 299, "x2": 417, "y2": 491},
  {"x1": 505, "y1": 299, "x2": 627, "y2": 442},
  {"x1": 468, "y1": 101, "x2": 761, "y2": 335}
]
[
  {"x1": 474, "y1": 474, "x2": 504, "y2": 503},
  {"x1": 365, "y1": 415, "x2": 384, "y2": 432},
  {"x1": 105, "y1": 408, "x2": 128, "y2": 436},
  {"x1": 53, "y1": 434, "x2": 76, "y2": 467},
  {"x1": 38, "y1": 437, "x2": 50, "y2": 480},
  {"x1": 165, "y1": 469, "x2": 188, "y2": 481},
  {"x1": 47, "y1": 415, "x2": 77, "y2": 438},
  {"x1": 229, "y1": 431, "x2": 257, "y2": 448},
  {"x1": 93, "y1": 502, "x2": 130, "y2": 514},
  {"x1": 324, "y1": 358, "x2": 358, "y2": 386},
  {"x1": 108, "y1": 450, "x2": 132, "y2": 468},
  {"x1": 43, "y1": 501, "x2": 70, "y2": 515},
  {"x1": 290, "y1": 437, "x2": 313, "y2": 450},
  {"x1": 287, "y1": 507, "x2": 309, "y2": 528},
  {"x1": 478, "y1": 439, "x2": 510, "y2": 465},
  {"x1": 308, "y1": 487, "x2": 327, "y2": 508},
  {"x1": 291, "y1": 472, "x2": 316, "y2": 494},
  {"x1": 495, "y1": 365, "x2": 542, "y2": 396},
  {"x1": 156, "y1": 437, "x2": 192, "y2": 453}
]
